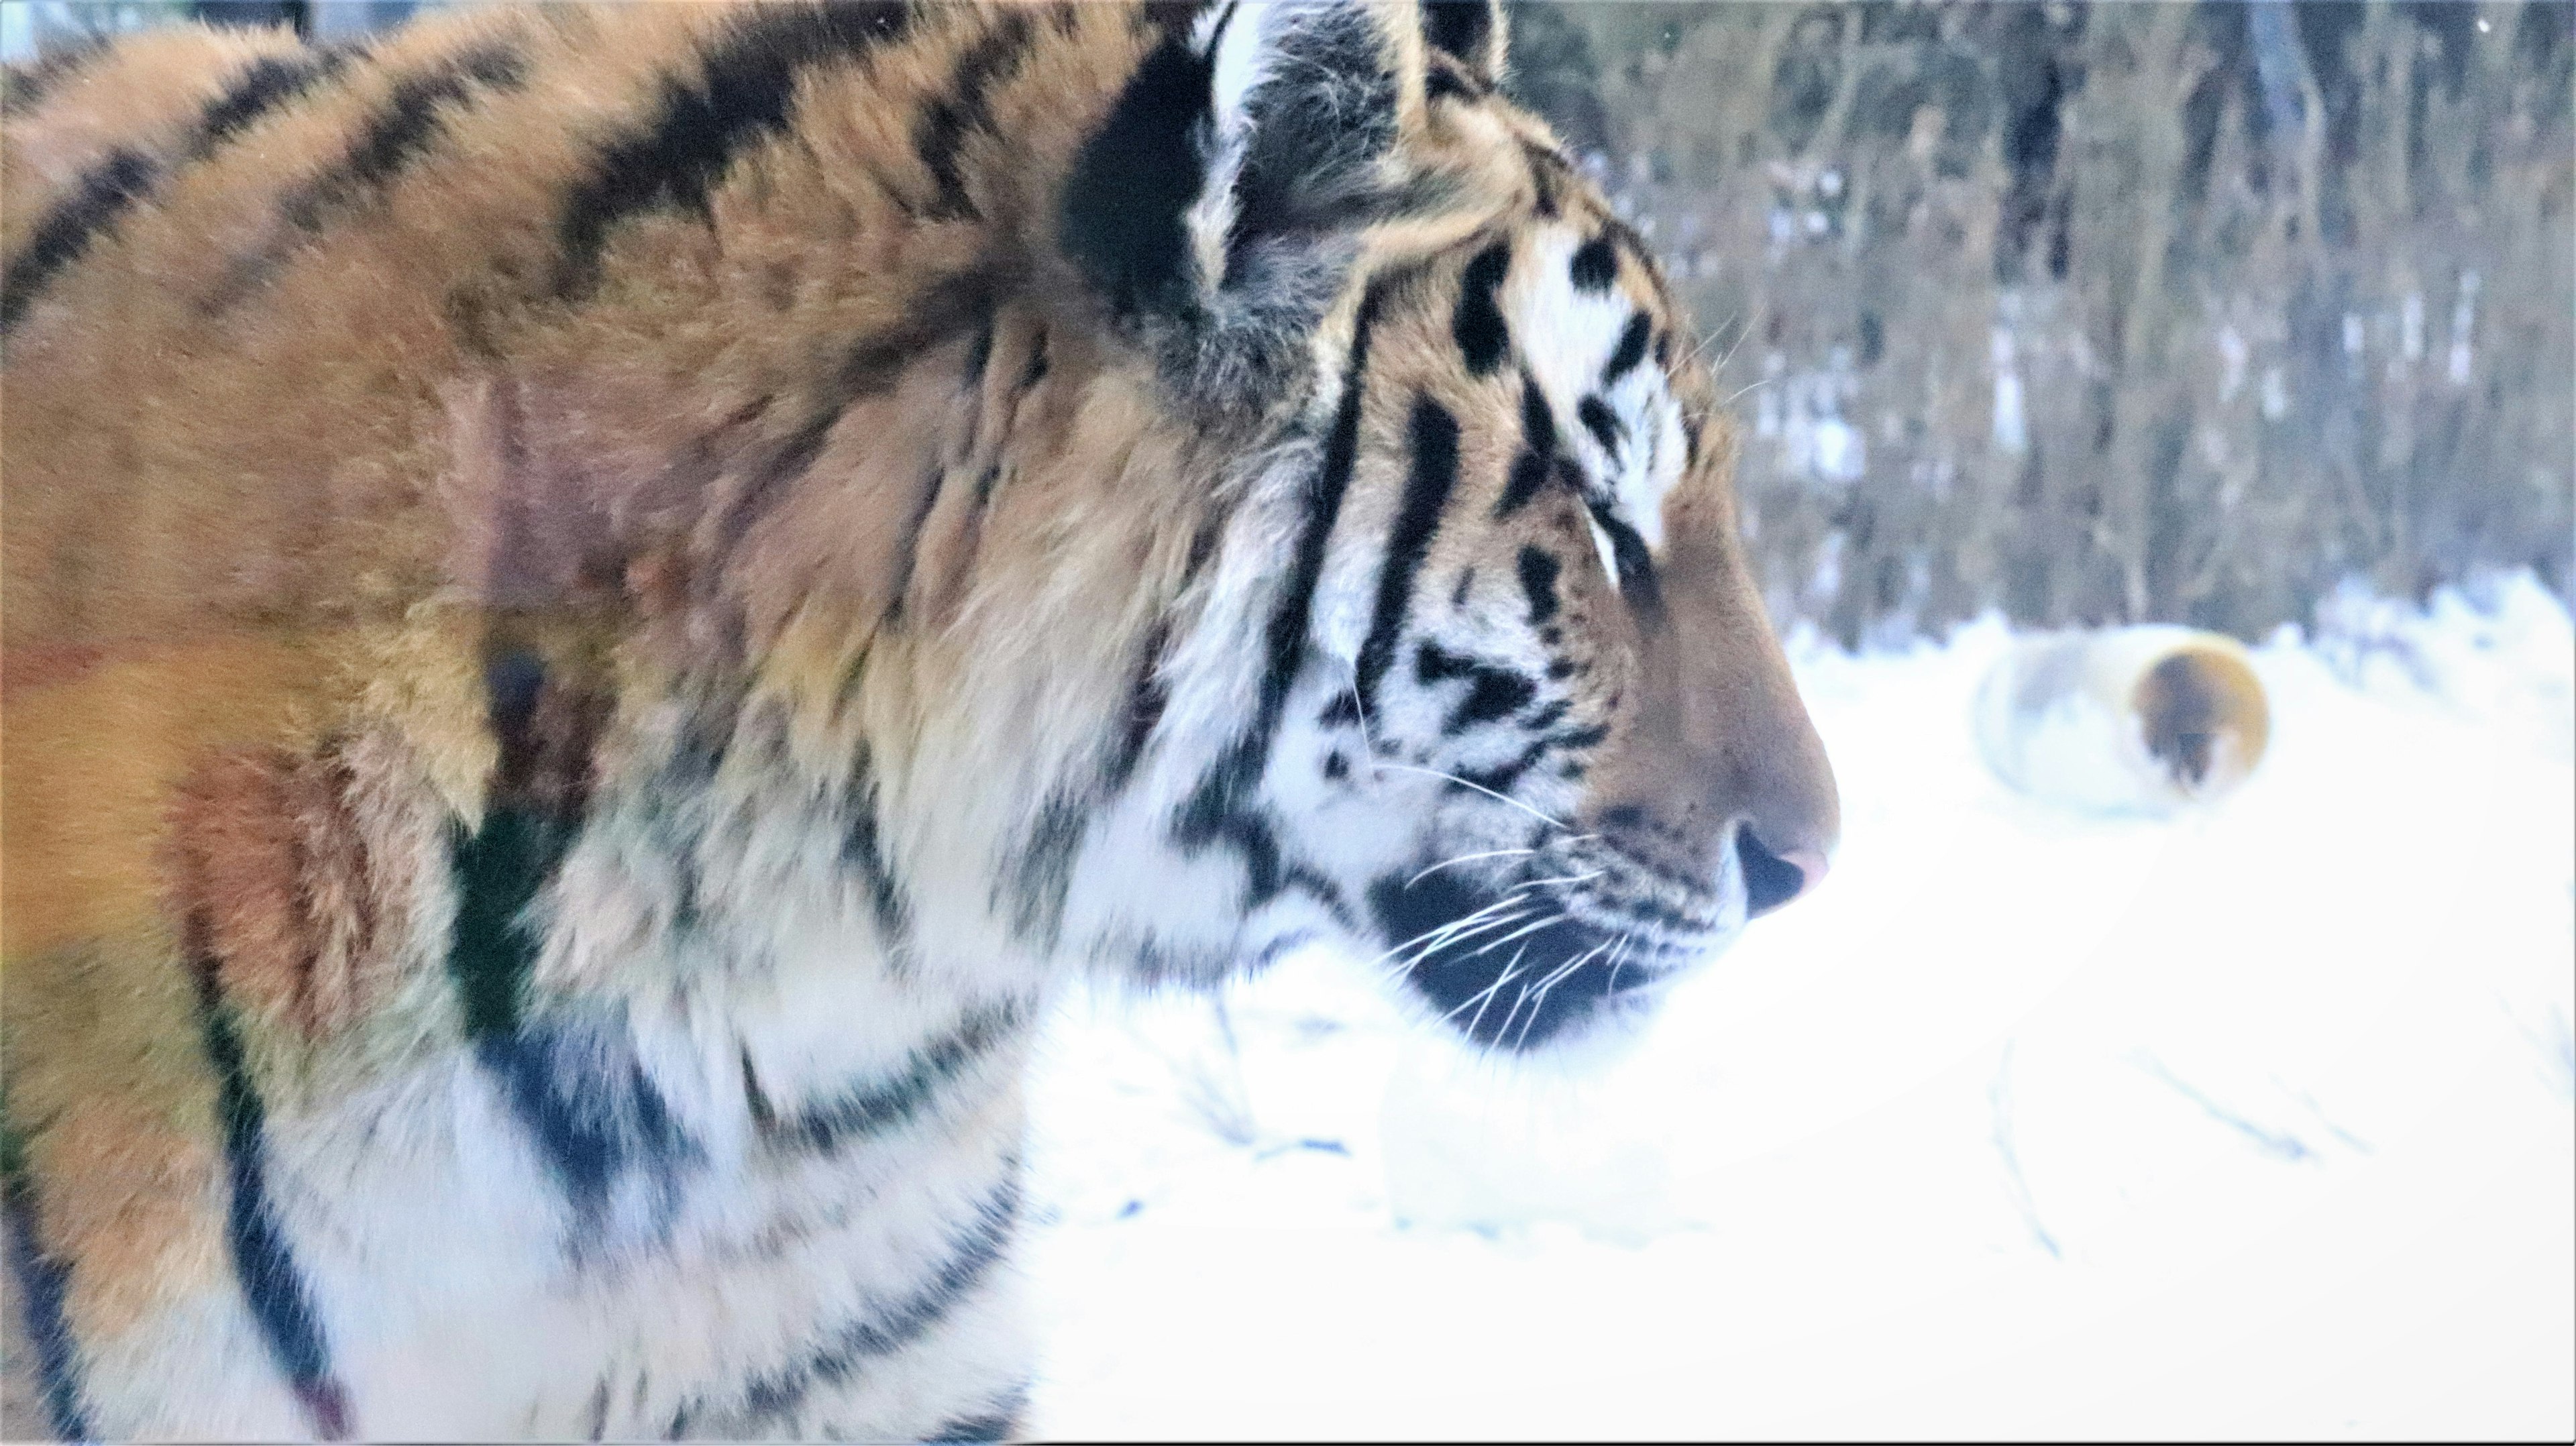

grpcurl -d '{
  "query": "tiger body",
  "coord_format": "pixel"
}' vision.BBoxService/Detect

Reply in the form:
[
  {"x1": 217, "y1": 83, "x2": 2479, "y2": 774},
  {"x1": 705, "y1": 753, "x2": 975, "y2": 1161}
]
[{"x1": 0, "y1": 3, "x2": 1837, "y2": 1439}]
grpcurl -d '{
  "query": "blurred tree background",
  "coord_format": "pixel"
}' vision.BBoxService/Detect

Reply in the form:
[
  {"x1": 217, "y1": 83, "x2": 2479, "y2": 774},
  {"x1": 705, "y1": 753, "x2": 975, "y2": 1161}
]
[
  {"x1": 1506, "y1": 1, "x2": 2572, "y2": 646},
  {"x1": 8, "y1": 1, "x2": 2570, "y2": 646}
]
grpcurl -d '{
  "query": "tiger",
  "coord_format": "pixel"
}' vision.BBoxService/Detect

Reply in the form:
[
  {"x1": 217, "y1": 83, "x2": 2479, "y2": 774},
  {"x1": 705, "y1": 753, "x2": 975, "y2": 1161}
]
[{"x1": 0, "y1": 1, "x2": 1839, "y2": 1438}]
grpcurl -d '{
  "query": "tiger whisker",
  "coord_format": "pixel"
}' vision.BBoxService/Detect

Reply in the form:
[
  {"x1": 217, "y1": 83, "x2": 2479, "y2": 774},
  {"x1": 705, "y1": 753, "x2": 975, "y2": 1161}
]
[
  {"x1": 1364, "y1": 889, "x2": 1529, "y2": 970},
  {"x1": 1522, "y1": 938, "x2": 1610, "y2": 1005},
  {"x1": 1466, "y1": 909, "x2": 1569, "y2": 958},
  {"x1": 1339, "y1": 666, "x2": 1393, "y2": 771},
  {"x1": 1511, "y1": 868, "x2": 1605, "y2": 889},
  {"x1": 1377, "y1": 907, "x2": 1534, "y2": 981},
  {"x1": 1390, "y1": 891, "x2": 1531, "y2": 956},
  {"x1": 1373, "y1": 761, "x2": 1569, "y2": 832},
  {"x1": 1493, "y1": 974, "x2": 1544, "y2": 1048},
  {"x1": 1385, "y1": 915, "x2": 1529, "y2": 979},
  {"x1": 1405, "y1": 848, "x2": 1538, "y2": 889},
  {"x1": 1684, "y1": 313, "x2": 1735, "y2": 371},
  {"x1": 1473, "y1": 958, "x2": 1525, "y2": 1036},
  {"x1": 1378, "y1": 923, "x2": 1519, "y2": 986},
  {"x1": 1513, "y1": 939, "x2": 1616, "y2": 1049},
  {"x1": 1338, "y1": 661, "x2": 1591, "y2": 840},
  {"x1": 1443, "y1": 945, "x2": 1531, "y2": 1026},
  {"x1": 1709, "y1": 313, "x2": 1755, "y2": 380}
]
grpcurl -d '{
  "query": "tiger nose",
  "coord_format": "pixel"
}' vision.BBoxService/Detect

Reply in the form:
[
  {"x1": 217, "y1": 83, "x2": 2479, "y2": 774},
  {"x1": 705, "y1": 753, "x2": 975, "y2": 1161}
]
[{"x1": 1738, "y1": 825, "x2": 1827, "y2": 917}]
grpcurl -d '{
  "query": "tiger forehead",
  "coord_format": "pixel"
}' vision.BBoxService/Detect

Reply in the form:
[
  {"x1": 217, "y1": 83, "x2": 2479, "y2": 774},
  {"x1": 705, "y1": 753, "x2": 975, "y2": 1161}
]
[
  {"x1": 1426, "y1": 215, "x2": 1703, "y2": 550},
  {"x1": 1420, "y1": 213, "x2": 1695, "y2": 397}
]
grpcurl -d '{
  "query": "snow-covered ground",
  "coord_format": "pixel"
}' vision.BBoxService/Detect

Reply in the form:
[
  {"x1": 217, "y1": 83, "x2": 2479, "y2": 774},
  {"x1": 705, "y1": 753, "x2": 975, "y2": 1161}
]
[{"x1": 1017, "y1": 573, "x2": 2575, "y2": 1440}]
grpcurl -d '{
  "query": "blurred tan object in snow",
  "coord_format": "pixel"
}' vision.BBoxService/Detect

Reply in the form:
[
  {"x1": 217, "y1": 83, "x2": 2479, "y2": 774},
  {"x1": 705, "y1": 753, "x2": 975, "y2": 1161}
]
[{"x1": 1974, "y1": 627, "x2": 2270, "y2": 816}]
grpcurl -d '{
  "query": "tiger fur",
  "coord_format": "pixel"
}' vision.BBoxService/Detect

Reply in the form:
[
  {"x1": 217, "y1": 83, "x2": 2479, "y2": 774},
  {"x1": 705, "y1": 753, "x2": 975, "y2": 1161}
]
[{"x1": 0, "y1": 1, "x2": 1839, "y2": 1438}]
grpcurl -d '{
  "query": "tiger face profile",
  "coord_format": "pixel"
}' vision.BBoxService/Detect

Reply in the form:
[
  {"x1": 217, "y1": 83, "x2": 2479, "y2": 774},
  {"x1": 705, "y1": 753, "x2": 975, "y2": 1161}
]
[{"x1": 0, "y1": 2, "x2": 1837, "y2": 1439}]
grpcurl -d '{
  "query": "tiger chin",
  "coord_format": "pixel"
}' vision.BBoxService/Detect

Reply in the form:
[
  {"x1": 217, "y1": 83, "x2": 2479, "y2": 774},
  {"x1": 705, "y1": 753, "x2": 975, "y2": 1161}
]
[{"x1": 1, "y1": 1, "x2": 1835, "y2": 1439}]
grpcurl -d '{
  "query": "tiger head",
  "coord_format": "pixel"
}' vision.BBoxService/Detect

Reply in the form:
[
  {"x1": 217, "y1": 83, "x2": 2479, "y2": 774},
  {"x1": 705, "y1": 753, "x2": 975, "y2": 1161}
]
[{"x1": 1050, "y1": 0, "x2": 1837, "y2": 1052}]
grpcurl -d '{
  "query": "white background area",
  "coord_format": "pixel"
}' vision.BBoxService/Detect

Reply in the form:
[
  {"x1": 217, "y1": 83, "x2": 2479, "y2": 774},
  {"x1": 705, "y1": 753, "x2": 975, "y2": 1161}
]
[{"x1": 1019, "y1": 573, "x2": 2574, "y2": 1439}]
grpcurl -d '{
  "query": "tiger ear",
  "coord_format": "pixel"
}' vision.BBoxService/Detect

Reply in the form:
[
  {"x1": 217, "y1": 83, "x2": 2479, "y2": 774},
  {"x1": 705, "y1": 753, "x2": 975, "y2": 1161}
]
[
  {"x1": 1421, "y1": 0, "x2": 1507, "y2": 89},
  {"x1": 1063, "y1": 0, "x2": 1477, "y2": 398}
]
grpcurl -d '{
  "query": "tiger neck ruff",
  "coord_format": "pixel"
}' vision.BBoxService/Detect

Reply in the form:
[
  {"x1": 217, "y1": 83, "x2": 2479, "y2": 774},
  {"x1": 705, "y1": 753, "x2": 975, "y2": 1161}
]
[{"x1": 0, "y1": 2, "x2": 1837, "y2": 1438}]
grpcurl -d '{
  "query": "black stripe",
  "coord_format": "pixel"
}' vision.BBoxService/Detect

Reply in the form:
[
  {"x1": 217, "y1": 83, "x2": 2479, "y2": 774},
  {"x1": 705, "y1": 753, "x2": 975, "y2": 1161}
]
[
  {"x1": 550, "y1": 1, "x2": 915, "y2": 301},
  {"x1": 912, "y1": 11, "x2": 1034, "y2": 220},
  {"x1": 882, "y1": 318, "x2": 1043, "y2": 599},
  {"x1": 1421, "y1": 0, "x2": 1495, "y2": 72},
  {"x1": 1521, "y1": 141, "x2": 1563, "y2": 219},
  {"x1": 1169, "y1": 278, "x2": 1391, "y2": 895},
  {"x1": 1602, "y1": 313, "x2": 1651, "y2": 384},
  {"x1": 941, "y1": 459, "x2": 1007, "y2": 608},
  {"x1": 2, "y1": 38, "x2": 107, "y2": 117},
  {"x1": 1424, "y1": 62, "x2": 1475, "y2": 104},
  {"x1": 1492, "y1": 375, "x2": 1556, "y2": 516},
  {"x1": 1568, "y1": 234, "x2": 1618, "y2": 293},
  {"x1": 880, "y1": 463, "x2": 946, "y2": 628},
  {"x1": 194, "y1": 49, "x2": 353, "y2": 145},
  {"x1": 1058, "y1": 25, "x2": 1212, "y2": 323},
  {"x1": 1172, "y1": 774, "x2": 1288, "y2": 906},
  {"x1": 741, "y1": 1047, "x2": 778, "y2": 1131},
  {"x1": 476, "y1": 1015, "x2": 696, "y2": 1226},
  {"x1": 1, "y1": 51, "x2": 345, "y2": 338},
  {"x1": 1, "y1": 148, "x2": 158, "y2": 337},
  {"x1": 925, "y1": 1391, "x2": 1028, "y2": 1444},
  {"x1": 444, "y1": 809, "x2": 557, "y2": 1038},
  {"x1": 1516, "y1": 371, "x2": 1558, "y2": 456},
  {"x1": 1455, "y1": 734, "x2": 1555, "y2": 795},
  {"x1": 1000, "y1": 792, "x2": 1087, "y2": 946},
  {"x1": 1452, "y1": 239, "x2": 1512, "y2": 376},
  {"x1": 1252, "y1": 280, "x2": 1389, "y2": 750},
  {"x1": 1282, "y1": 863, "x2": 1354, "y2": 929},
  {"x1": 1576, "y1": 394, "x2": 1624, "y2": 458},
  {"x1": 1016, "y1": 327, "x2": 1049, "y2": 391},
  {"x1": 1516, "y1": 545, "x2": 1561, "y2": 624},
  {"x1": 843, "y1": 744, "x2": 914, "y2": 958},
  {"x1": 1102, "y1": 617, "x2": 1171, "y2": 794},
  {"x1": 725, "y1": 272, "x2": 997, "y2": 563},
  {"x1": 1414, "y1": 641, "x2": 1536, "y2": 734},
  {"x1": 445, "y1": 643, "x2": 602, "y2": 1042},
  {"x1": 191, "y1": 953, "x2": 354, "y2": 1440},
  {"x1": 706, "y1": 1171, "x2": 1023, "y2": 1432},
  {"x1": 206, "y1": 42, "x2": 525, "y2": 314},
  {"x1": 1354, "y1": 396, "x2": 1463, "y2": 720},
  {"x1": 2, "y1": 1139, "x2": 91, "y2": 1440},
  {"x1": 1552, "y1": 721, "x2": 1612, "y2": 751},
  {"x1": 1495, "y1": 451, "x2": 1552, "y2": 518},
  {"x1": 1588, "y1": 502, "x2": 1663, "y2": 618},
  {"x1": 761, "y1": 1001, "x2": 1026, "y2": 1156}
]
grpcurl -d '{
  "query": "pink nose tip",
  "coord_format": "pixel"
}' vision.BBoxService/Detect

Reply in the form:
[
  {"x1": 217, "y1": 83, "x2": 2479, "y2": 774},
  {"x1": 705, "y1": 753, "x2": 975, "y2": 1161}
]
[
  {"x1": 1741, "y1": 830, "x2": 1827, "y2": 916},
  {"x1": 1781, "y1": 849, "x2": 1829, "y2": 891}
]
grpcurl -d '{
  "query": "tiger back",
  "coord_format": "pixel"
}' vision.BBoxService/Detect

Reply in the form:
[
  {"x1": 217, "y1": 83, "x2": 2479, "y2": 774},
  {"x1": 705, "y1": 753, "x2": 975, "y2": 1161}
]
[{"x1": 1, "y1": 3, "x2": 1836, "y2": 1438}]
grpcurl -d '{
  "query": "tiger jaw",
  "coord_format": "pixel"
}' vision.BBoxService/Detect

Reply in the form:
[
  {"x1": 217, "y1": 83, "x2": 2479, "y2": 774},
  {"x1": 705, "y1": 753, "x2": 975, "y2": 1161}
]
[{"x1": 1363, "y1": 843, "x2": 1747, "y2": 1052}]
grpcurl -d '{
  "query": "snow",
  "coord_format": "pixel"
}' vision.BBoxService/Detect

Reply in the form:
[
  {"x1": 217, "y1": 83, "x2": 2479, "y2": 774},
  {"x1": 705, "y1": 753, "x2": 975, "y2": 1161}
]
[{"x1": 1017, "y1": 571, "x2": 2575, "y2": 1439}]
